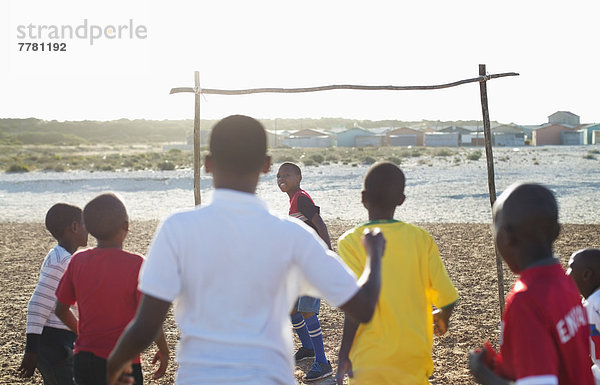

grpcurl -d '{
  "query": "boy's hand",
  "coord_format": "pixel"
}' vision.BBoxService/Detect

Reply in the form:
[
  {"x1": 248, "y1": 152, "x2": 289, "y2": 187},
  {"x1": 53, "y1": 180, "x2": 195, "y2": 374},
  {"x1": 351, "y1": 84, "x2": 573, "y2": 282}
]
[
  {"x1": 336, "y1": 355, "x2": 353, "y2": 385},
  {"x1": 433, "y1": 308, "x2": 449, "y2": 336},
  {"x1": 151, "y1": 349, "x2": 169, "y2": 379},
  {"x1": 107, "y1": 361, "x2": 134, "y2": 385},
  {"x1": 469, "y1": 348, "x2": 512, "y2": 385},
  {"x1": 17, "y1": 352, "x2": 37, "y2": 378},
  {"x1": 361, "y1": 228, "x2": 385, "y2": 259}
]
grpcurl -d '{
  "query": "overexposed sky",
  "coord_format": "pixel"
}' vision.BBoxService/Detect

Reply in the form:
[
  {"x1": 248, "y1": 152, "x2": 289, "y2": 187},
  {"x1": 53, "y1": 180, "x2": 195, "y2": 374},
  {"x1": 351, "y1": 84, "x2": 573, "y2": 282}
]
[{"x1": 1, "y1": 0, "x2": 599, "y2": 125}]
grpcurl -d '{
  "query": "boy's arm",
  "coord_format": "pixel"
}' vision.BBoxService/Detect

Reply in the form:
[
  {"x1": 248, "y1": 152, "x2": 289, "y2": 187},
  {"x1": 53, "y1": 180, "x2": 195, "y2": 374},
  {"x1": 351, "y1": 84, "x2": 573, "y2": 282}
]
[
  {"x1": 107, "y1": 294, "x2": 171, "y2": 385},
  {"x1": 150, "y1": 327, "x2": 170, "y2": 380},
  {"x1": 336, "y1": 314, "x2": 359, "y2": 385},
  {"x1": 54, "y1": 301, "x2": 78, "y2": 333},
  {"x1": 338, "y1": 229, "x2": 384, "y2": 323},
  {"x1": 310, "y1": 213, "x2": 332, "y2": 250}
]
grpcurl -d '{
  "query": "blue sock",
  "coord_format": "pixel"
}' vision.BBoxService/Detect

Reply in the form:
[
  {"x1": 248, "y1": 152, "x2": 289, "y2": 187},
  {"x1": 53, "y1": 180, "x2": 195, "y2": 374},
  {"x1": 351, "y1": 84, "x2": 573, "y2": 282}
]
[
  {"x1": 291, "y1": 313, "x2": 313, "y2": 350},
  {"x1": 305, "y1": 315, "x2": 327, "y2": 363}
]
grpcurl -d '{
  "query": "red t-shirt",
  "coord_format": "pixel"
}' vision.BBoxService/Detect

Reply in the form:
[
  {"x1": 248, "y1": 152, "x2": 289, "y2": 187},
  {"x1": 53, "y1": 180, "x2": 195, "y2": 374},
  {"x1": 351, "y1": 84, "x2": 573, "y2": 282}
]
[
  {"x1": 56, "y1": 248, "x2": 143, "y2": 363},
  {"x1": 498, "y1": 263, "x2": 594, "y2": 384}
]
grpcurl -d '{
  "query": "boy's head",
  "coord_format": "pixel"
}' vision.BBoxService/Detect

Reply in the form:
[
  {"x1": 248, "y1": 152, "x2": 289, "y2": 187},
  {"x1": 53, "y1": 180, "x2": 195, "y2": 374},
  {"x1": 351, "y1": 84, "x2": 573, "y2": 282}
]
[
  {"x1": 45, "y1": 203, "x2": 87, "y2": 246},
  {"x1": 207, "y1": 115, "x2": 269, "y2": 174},
  {"x1": 567, "y1": 248, "x2": 600, "y2": 299},
  {"x1": 84, "y1": 193, "x2": 128, "y2": 242},
  {"x1": 492, "y1": 182, "x2": 560, "y2": 273},
  {"x1": 361, "y1": 162, "x2": 406, "y2": 211},
  {"x1": 277, "y1": 162, "x2": 302, "y2": 193}
]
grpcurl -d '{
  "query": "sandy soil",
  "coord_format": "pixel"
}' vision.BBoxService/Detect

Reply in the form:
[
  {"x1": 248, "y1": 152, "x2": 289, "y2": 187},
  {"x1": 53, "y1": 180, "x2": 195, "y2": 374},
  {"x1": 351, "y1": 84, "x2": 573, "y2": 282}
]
[{"x1": 1, "y1": 219, "x2": 598, "y2": 384}]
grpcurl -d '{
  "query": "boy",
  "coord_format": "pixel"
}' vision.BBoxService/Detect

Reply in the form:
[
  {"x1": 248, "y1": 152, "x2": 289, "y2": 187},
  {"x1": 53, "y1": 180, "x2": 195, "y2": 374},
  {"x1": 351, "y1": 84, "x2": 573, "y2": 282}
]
[
  {"x1": 469, "y1": 183, "x2": 594, "y2": 385},
  {"x1": 105, "y1": 114, "x2": 385, "y2": 385},
  {"x1": 18, "y1": 203, "x2": 88, "y2": 385},
  {"x1": 335, "y1": 162, "x2": 458, "y2": 385},
  {"x1": 277, "y1": 162, "x2": 333, "y2": 381},
  {"x1": 54, "y1": 193, "x2": 169, "y2": 385},
  {"x1": 567, "y1": 248, "x2": 600, "y2": 384}
]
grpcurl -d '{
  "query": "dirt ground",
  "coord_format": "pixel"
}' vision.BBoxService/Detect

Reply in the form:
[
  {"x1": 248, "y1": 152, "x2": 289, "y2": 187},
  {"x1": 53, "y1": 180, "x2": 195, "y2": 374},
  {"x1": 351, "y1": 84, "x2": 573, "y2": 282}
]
[{"x1": 1, "y1": 220, "x2": 598, "y2": 384}]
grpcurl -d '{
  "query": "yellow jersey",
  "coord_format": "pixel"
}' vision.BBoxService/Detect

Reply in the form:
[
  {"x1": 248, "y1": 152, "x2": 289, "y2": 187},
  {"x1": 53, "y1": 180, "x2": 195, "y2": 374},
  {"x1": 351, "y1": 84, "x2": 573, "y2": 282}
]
[{"x1": 337, "y1": 220, "x2": 458, "y2": 385}]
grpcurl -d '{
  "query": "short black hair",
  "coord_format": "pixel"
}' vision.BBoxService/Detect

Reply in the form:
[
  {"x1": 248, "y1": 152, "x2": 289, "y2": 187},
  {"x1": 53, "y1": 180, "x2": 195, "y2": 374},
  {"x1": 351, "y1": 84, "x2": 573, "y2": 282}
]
[
  {"x1": 363, "y1": 162, "x2": 406, "y2": 209},
  {"x1": 494, "y1": 183, "x2": 559, "y2": 244},
  {"x1": 279, "y1": 162, "x2": 301, "y2": 176},
  {"x1": 209, "y1": 115, "x2": 267, "y2": 174},
  {"x1": 84, "y1": 193, "x2": 128, "y2": 241},
  {"x1": 45, "y1": 203, "x2": 83, "y2": 240}
]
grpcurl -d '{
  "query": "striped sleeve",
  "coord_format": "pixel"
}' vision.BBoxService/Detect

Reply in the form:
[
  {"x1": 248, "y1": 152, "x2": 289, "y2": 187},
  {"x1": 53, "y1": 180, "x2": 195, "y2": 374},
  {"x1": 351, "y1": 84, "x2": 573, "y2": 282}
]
[{"x1": 25, "y1": 246, "x2": 71, "y2": 335}]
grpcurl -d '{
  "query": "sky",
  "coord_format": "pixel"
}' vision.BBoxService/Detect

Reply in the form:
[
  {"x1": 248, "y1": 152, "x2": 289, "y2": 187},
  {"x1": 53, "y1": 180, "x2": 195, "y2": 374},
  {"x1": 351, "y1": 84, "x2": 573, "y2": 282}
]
[{"x1": 1, "y1": 0, "x2": 599, "y2": 125}]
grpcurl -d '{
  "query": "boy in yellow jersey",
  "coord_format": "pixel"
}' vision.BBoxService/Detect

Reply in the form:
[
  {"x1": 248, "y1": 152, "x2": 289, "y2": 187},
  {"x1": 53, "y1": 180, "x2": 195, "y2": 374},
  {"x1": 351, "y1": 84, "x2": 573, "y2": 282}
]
[{"x1": 335, "y1": 162, "x2": 458, "y2": 385}]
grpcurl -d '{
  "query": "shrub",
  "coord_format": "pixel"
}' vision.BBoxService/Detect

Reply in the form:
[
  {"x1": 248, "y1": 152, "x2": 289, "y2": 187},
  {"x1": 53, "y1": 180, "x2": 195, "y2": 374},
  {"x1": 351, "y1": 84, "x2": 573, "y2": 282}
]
[
  {"x1": 157, "y1": 160, "x2": 175, "y2": 170},
  {"x1": 386, "y1": 156, "x2": 402, "y2": 165},
  {"x1": 433, "y1": 148, "x2": 454, "y2": 157},
  {"x1": 362, "y1": 156, "x2": 377, "y2": 165},
  {"x1": 303, "y1": 159, "x2": 316, "y2": 166},
  {"x1": 583, "y1": 154, "x2": 597, "y2": 160},
  {"x1": 6, "y1": 164, "x2": 29, "y2": 173},
  {"x1": 309, "y1": 154, "x2": 325, "y2": 164},
  {"x1": 467, "y1": 150, "x2": 482, "y2": 161}
]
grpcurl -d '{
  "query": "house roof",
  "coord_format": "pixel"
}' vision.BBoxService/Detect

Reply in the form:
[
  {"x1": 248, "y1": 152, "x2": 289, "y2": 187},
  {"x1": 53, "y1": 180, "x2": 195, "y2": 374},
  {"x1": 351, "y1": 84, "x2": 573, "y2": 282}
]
[
  {"x1": 493, "y1": 124, "x2": 524, "y2": 134},
  {"x1": 438, "y1": 125, "x2": 471, "y2": 134},
  {"x1": 289, "y1": 129, "x2": 331, "y2": 137},
  {"x1": 549, "y1": 111, "x2": 579, "y2": 118},
  {"x1": 387, "y1": 127, "x2": 422, "y2": 135},
  {"x1": 337, "y1": 127, "x2": 373, "y2": 136}
]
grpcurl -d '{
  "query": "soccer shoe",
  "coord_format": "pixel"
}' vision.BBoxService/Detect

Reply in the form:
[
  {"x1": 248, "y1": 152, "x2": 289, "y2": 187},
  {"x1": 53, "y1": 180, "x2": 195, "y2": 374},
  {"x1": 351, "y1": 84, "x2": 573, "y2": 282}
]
[
  {"x1": 303, "y1": 360, "x2": 333, "y2": 382},
  {"x1": 294, "y1": 346, "x2": 315, "y2": 364}
]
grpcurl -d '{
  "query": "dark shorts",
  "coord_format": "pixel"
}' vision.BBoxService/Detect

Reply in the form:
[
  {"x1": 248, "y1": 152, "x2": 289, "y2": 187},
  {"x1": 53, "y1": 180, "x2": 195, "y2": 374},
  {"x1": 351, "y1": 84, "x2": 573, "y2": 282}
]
[
  {"x1": 296, "y1": 296, "x2": 321, "y2": 314},
  {"x1": 74, "y1": 351, "x2": 143, "y2": 385},
  {"x1": 37, "y1": 327, "x2": 77, "y2": 385}
]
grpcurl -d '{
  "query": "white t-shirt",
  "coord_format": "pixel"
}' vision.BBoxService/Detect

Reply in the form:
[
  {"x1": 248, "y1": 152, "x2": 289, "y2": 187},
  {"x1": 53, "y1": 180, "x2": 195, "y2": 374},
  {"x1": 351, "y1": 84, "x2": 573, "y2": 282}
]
[
  {"x1": 139, "y1": 188, "x2": 360, "y2": 385},
  {"x1": 585, "y1": 289, "x2": 600, "y2": 385},
  {"x1": 26, "y1": 245, "x2": 74, "y2": 334}
]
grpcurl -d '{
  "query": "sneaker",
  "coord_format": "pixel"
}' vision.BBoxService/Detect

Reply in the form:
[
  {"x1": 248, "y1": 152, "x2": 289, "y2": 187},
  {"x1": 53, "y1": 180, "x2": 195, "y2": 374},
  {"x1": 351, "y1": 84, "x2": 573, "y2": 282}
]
[
  {"x1": 303, "y1": 360, "x2": 333, "y2": 382},
  {"x1": 294, "y1": 346, "x2": 315, "y2": 364}
]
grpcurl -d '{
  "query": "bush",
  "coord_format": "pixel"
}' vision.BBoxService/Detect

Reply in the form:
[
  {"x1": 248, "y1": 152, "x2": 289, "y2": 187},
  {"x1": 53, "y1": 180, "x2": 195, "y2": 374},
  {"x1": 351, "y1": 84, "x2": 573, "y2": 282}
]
[
  {"x1": 386, "y1": 156, "x2": 402, "y2": 165},
  {"x1": 467, "y1": 150, "x2": 482, "y2": 161},
  {"x1": 7, "y1": 164, "x2": 29, "y2": 173},
  {"x1": 303, "y1": 159, "x2": 316, "y2": 166},
  {"x1": 433, "y1": 148, "x2": 454, "y2": 157},
  {"x1": 583, "y1": 154, "x2": 597, "y2": 160},
  {"x1": 309, "y1": 154, "x2": 325, "y2": 164},
  {"x1": 157, "y1": 160, "x2": 175, "y2": 170},
  {"x1": 362, "y1": 156, "x2": 377, "y2": 165}
]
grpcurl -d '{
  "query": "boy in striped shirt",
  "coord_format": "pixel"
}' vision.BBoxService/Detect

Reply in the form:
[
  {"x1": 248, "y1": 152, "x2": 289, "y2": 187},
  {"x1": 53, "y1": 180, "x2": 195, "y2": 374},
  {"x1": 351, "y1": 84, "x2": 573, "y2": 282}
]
[{"x1": 18, "y1": 203, "x2": 88, "y2": 384}]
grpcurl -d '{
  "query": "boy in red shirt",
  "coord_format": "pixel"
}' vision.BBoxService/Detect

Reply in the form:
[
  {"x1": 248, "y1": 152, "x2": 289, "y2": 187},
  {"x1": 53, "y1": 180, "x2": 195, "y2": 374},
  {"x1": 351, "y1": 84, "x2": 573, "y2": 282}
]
[
  {"x1": 55, "y1": 193, "x2": 169, "y2": 385},
  {"x1": 277, "y1": 162, "x2": 334, "y2": 381},
  {"x1": 469, "y1": 183, "x2": 594, "y2": 385}
]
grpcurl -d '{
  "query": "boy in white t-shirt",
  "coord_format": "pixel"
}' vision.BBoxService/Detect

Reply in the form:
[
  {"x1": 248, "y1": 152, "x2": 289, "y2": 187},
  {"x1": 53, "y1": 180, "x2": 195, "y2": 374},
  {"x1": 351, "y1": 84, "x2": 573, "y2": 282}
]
[
  {"x1": 567, "y1": 248, "x2": 600, "y2": 385},
  {"x1": 17, "y1": 203, "x2": 88, "y2": 384},
  {"x1": 106, "y1": 115, "x2": 385, "y2": 385}
]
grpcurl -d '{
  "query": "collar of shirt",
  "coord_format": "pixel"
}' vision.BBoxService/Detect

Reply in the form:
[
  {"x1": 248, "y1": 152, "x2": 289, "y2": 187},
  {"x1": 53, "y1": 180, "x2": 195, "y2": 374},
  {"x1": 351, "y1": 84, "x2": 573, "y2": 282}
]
[{"x1": 210, "y1": 188, "x2": 268, "y2": 210}]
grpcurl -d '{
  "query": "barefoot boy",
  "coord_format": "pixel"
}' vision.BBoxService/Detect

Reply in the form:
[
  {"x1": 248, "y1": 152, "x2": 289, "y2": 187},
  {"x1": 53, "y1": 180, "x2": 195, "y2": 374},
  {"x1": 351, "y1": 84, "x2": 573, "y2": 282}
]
[
  {"x1": 469, "y1": 183, "x2": 593, "y2": 385},
  {"x1": 277, "y1": 162, "x2": 334, "y2": 381},
  {"x1": 18, "y1": 203, "x2": 88, "y2": 384},
  {"x1": 567, "y1": 248, "x2": 600, "y2": 384},
  {"x1": 106, "y1": 114, "x2": 385, "y2": 385},
  {"x1": 335, "y1": 163, "x2": 458, "y2": 384},
  {"x1": 55, "y1": 193, "x2": 169, "y2": 385}
]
